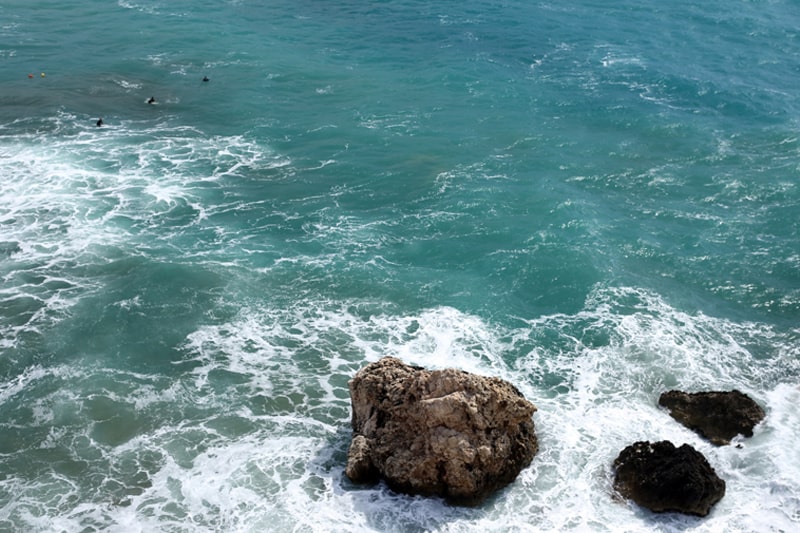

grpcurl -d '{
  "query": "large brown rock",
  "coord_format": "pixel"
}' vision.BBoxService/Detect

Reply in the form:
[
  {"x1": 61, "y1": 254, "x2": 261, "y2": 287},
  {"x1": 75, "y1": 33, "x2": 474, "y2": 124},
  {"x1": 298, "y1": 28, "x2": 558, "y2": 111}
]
[
  {"x1": 613, "y1": 440, "x2": 726, "y2": 517},
  {"x1": 658, "y1": 390, "x2": 766, "y2": 445},
  {"x1": 345, "y1": 357, "x2": 538, "y2": 505}
]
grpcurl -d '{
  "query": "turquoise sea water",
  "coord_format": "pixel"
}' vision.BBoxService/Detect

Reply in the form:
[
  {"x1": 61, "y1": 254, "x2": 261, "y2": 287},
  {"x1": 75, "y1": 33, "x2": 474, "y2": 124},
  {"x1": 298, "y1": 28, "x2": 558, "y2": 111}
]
[{"x1": 1, "y1": 1, "x2": 799, "y2": 531}]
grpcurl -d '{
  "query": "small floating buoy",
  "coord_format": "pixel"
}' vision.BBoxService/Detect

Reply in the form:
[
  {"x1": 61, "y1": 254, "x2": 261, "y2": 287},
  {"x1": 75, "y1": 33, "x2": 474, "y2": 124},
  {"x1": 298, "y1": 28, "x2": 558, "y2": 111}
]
[
  {"x1": 28, "y1": 73, "x2": 33, "y2": 78},
  {"x1": 40, "y1": 72, "x2": 46, "y2": 78}
]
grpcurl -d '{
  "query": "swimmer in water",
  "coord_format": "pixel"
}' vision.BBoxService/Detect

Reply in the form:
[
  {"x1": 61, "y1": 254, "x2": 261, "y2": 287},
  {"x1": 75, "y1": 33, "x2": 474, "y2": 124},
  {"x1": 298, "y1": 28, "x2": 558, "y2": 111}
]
[
  {"x1": 147, "y1": 96, "x2": 156, "y2": 104},
  {"x1": 96, "y1": 117, "x2": 103, "y2": 127},
  {"x1": 202, "y1": 76, "x2": 209, "y2": 82}
]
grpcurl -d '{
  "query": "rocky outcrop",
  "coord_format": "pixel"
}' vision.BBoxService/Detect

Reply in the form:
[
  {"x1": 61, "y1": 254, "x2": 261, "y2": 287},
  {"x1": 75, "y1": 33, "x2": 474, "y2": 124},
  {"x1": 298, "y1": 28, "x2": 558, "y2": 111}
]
[
  {"x1": 613, "y1": 440, "x2": 725, "y2": 517},
  {"x1": 345, "y1": 357, "x2": 538, "y2": 505},
  {"x1": 658, "y1": 390, "x2": 766, "y2": 446}
]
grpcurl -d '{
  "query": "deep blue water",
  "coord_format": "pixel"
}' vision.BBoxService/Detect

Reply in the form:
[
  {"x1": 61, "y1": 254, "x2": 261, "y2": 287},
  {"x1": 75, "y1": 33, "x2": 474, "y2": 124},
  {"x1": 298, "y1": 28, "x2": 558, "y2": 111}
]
[{"x1": 1, "y1": 1, "x2": 799, "y2": 531}]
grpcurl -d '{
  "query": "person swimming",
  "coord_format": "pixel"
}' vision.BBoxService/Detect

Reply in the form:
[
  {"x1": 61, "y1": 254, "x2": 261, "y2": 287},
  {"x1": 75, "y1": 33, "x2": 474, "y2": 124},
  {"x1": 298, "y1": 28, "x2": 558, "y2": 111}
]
[
  {"x1": 202, "y1": 76, "x2": 209, "y2": 82},
  {"x1": 147, "y1": 96, "x2": 156, "y2": 104},
  {"x1": 96, "y1": 117, "x2": 103, "y2": 127}
]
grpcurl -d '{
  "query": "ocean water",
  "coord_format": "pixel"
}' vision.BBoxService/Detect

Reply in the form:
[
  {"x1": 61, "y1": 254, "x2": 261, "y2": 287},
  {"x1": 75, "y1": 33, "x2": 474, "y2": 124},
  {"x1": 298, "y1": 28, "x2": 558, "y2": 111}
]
[{"x1": 1, "y1": 0, "x2": 799, "y2": 531}]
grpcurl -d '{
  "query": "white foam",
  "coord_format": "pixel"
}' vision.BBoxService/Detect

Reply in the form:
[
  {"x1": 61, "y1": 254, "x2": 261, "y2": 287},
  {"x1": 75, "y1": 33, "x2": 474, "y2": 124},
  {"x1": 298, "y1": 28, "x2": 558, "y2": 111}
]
[
  {"x1": 112, "y1": 78, "x2": 142, "y2": 91},
  {"x1": 117, "y1": 1, "x2": 160, "y2": 16},
  {"x1": 128, "y1": 290, "x2": 797, "y2": 531},
  {"x1": 0, "y1": 365, "x2": 50, "y2": 405},
  {"x1": 0, "y1": 119, "x2": 282, "y2": 342},
  {"x1": 3, "y1": 277, "x2": 798, "y2": 531}
]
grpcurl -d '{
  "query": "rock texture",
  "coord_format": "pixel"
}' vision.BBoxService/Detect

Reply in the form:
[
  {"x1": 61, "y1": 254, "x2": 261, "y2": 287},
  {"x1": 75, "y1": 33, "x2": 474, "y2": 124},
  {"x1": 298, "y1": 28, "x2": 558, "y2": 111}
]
[
  {"x1": 613, "y1": 440, "x2": 725, "y2": 516},
  {"x1": 658, "y1": 390, "x2": 766, "y2": 445},
  {"x1": 345, "y1": 357, "x2": 538, "y2": 505}
]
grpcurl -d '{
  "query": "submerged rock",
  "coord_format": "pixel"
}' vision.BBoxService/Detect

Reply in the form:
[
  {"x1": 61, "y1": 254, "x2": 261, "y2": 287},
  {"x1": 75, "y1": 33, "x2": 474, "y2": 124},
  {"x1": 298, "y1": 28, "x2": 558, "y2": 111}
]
[
  {"x1": 0, "y1": 241, "x2": 20, "y2": 257},
  {"x1": 658, "y1": 390, "x2": 766, "y2": 445},
  {"x1": 613, "y1": 440, "x2": 725, "y2": 517},
  {"x1": 345, "y1": 357, "x2": 538, "y2": 505}
]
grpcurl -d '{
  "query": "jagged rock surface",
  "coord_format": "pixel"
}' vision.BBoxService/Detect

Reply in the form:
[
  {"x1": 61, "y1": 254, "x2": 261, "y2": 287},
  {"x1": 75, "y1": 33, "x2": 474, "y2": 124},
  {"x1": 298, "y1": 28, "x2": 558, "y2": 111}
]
[
  {"x1": 345, "y1": 357, "x2": 538, "y2": 505},
  {"x1": 613, "y1": 440, "x2": 726, "y2": 517},
  {"x1": 658, "y1": 390, "x2": 766, "y2": 445}
]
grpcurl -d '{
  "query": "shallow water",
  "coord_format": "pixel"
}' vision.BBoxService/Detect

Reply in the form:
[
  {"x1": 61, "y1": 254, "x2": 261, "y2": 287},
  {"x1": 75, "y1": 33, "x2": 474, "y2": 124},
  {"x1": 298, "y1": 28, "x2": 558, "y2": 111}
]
[{"x1": 1, "y1": 1, "x2": 799, "y2": 531}]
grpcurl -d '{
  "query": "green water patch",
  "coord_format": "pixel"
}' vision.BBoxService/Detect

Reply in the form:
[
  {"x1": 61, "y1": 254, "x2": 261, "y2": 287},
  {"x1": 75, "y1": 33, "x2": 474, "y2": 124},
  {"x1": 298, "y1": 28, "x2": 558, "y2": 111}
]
[{"x1": 49, "y1": 257, "x2": 230, "y2": 372}]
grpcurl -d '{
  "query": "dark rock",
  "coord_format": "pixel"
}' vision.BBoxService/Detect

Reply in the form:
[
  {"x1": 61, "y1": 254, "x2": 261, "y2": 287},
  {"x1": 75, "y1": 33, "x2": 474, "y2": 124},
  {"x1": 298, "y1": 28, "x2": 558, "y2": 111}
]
[
  {"x1": 345, "y1": 357, "x2": 538, "y2": 505},
  {"x1": 345, "y1": 435, "x2": 379, "y2": 484},
  {"x1": 658, "y1": 390, "x2": 766, "y2": 445},
  {"x1": 613, "y1": 440, "x2": 725, "y2": 517}
]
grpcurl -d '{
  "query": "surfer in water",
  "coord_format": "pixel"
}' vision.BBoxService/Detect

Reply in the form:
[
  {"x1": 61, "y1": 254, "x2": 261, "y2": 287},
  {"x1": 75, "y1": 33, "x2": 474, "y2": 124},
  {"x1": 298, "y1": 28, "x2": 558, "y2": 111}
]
[
  {"x1": 202, "y1": 76, "x2": 209, "y2": 82},
  {"x1": 147, "y1": 96, "x2": 156, "y2": 104},
  {"x1": 96, "y1": 117, "x2": 103, "y2": 127}
]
